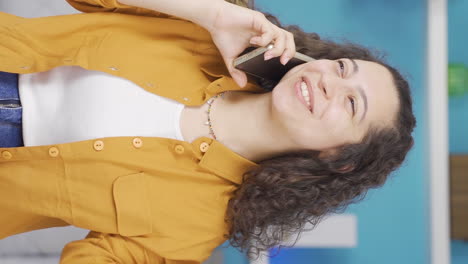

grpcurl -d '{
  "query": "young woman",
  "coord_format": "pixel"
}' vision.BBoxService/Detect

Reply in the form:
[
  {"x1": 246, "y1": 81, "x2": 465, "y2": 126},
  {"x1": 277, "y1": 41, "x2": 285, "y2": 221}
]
[{"x1": 0, "y1": 0, "x2": 416, "y2": 263}]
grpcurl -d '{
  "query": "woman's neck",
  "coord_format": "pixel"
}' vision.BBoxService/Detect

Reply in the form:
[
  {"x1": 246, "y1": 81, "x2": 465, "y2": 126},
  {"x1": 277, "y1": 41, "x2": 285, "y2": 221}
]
[{"x1": 208, "y1": 91, "x2": 297, "y2": 163}]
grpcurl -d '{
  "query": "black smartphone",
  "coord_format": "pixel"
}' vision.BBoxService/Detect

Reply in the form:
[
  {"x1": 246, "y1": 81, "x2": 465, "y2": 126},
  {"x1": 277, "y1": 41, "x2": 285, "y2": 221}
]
[{"x1": 233, "y1": 45, "x2": 315, "y2": 83}]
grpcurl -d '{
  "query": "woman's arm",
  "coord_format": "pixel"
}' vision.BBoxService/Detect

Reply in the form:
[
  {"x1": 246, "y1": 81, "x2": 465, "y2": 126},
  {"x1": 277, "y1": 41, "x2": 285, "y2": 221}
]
[
  {"x1": 118, "y1": 0, "x2": 223, "y2": 32},
  {"x1": 117, "y1": 0, "x2": 296, "y2": 88}
]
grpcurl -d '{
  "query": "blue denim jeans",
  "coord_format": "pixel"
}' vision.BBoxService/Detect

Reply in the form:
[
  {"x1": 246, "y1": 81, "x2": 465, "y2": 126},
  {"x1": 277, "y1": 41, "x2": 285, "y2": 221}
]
[{"x1": 0, "y1": 71, "x2": 24, "y2": 148}]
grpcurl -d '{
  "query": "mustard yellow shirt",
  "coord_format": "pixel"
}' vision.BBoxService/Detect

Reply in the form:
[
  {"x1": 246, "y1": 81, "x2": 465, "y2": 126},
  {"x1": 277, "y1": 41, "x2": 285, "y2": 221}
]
[{"x1": 0, "y1": 0, "x2": 264, "y2": 263}]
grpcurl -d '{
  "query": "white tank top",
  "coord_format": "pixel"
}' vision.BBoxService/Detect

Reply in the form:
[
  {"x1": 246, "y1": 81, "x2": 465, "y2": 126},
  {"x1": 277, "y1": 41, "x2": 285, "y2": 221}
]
[{"x1": 18, "y1": 66, "x2": 186, "y2": 146}]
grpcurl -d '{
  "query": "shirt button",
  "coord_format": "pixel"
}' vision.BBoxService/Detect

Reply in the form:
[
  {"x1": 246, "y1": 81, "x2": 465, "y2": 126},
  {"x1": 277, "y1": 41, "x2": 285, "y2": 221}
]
[
  {"x1": 93, "y1": 140, "x2": 104, "y2": 151},
  {"x1": 133, "y1": 137, "x2": 143, "y2": 148},
  {"x1": 174, "y1": 144, "x2": 185, "y2": 154},
  {"x1": 48, "y1": 147, "x2": 59, "y2": 157},
  {"x1": 2, "y1": 151, "x2": 12, "y2": 160},
  {"x1": 199, "y1": 142, "x2": 210, "y2": 153}
]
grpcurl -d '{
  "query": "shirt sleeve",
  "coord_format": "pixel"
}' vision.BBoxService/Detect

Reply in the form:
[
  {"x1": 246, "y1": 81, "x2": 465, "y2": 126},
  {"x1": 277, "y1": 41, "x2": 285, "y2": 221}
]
[
  {"x1": 60, "y1": 231, "x2": 202, "y2": 264},
  {"x1": 65, "y1": 0, "x2": 173, "y2": 18}
]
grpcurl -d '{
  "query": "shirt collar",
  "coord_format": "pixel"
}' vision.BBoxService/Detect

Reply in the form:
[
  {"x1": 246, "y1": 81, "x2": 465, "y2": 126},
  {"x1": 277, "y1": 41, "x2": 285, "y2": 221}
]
[{"x1": 192, "y1": 137, "x2": 258, "y2": 185}]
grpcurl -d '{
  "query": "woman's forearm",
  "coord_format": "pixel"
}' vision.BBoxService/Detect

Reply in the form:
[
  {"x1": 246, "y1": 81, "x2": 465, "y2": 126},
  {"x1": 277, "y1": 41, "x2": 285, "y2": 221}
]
[{"x1": 118, "y1": 0, "x2": 225, "y2": 30}]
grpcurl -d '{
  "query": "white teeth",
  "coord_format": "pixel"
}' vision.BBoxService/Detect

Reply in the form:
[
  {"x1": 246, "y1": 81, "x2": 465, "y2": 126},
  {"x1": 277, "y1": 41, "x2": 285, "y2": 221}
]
[{"x1": 300, "y1": 81, "x2": 311, "y2": 108}]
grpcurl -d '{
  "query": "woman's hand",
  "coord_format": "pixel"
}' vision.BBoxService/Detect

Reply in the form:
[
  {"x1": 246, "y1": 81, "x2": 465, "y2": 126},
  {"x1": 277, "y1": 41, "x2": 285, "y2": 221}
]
[{"x1": 207, "y1": 2, "x2": 296, "y2": 87}]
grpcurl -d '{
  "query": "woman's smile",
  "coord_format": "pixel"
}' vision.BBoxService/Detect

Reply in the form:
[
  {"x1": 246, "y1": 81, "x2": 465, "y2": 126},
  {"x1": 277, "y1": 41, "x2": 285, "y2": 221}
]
[
  {"x1": 303, "y1": 76, "x2": 315, "y2": 113},
  {"x1": 294, "y1": 78, "x2": 314, "y2": 113}
]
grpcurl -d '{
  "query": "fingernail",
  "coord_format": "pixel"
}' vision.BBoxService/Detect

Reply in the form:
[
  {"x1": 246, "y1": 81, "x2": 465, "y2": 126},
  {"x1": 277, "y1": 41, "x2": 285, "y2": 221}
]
[
  {"x1": 281, "y1": 56, "x2": 290, "y2": 65},
  {"x1": 264, "y1": 53, "x2": 273, "y2": 60}
]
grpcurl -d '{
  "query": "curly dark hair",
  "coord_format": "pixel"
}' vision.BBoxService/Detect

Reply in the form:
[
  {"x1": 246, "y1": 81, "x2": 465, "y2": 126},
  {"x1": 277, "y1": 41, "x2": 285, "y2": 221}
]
[{"x1": 223, "y1": 0, "x2": 417, "y2": 260}]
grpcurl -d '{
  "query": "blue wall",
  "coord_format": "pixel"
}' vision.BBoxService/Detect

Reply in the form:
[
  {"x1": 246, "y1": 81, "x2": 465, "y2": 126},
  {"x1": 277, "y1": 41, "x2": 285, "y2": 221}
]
[
  {"x1": 222, "y1": 1, "x2": 431, "y2": 264},
  {"x1": 448, "y1": 0, "x2": 468, "y2": 263},
  {"x1": 449, "y1": 0, "x2": 468, "y2": 153}
]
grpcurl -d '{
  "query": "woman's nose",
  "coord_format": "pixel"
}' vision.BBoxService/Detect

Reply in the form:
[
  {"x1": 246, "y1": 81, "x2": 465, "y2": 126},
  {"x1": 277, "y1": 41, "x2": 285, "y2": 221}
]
[
  {"x1": 307, "y1": 59, "x2": 346, "y2": 99},
  {"x1": 319, "y1": 74, "x2": 340, "y2": 99},
  {"x1": 318, "y1": 78, "x2": 330, "y2": 99}
]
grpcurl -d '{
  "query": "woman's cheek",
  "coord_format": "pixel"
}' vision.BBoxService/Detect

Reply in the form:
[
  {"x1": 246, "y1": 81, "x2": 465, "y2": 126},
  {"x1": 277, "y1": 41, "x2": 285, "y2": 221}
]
[{"x1": 322, "y1": 109, "x2": 350, "y2": 137}]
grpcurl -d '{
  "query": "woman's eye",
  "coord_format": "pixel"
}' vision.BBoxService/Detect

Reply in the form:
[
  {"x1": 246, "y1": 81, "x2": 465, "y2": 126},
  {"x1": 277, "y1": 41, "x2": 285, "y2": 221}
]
[
  {"x1": 338, "y1": 60, "x2": 345, "y2": 77},
  {"x1": 349, "y1": 97, "x2": 356, "y2": 116}
]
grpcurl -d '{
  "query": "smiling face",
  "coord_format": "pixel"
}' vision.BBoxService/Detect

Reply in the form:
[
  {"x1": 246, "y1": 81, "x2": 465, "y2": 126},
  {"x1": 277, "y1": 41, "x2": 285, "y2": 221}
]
[{"x1": 270, "y1": 59, "x2": 400, "y2": 151}]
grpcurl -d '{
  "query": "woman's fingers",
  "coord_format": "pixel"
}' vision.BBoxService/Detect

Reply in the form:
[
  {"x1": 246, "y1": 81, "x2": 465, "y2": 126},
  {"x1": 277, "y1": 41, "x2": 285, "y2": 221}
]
[
  {"x1": 253, "y1": 25, "x2": 276, "y2": 47},
  {"x1": 280, "y1": 31, "x2": 296, "y2": 65},
  {"x1": 251, "y1": 21, "x2": 296, "y2": 65},
  {"x1": 265, "y1": 29, "x2": 286, "y2": 60},
  {"x1": 231, "y1": 68, "x2": 248, "y2": 88},
  {"x1": 225, "y1": 56, "x2": 248, "y2": 88},
  {"x1": 249, "y1": 12, "x2": 274, "y2": 46}
]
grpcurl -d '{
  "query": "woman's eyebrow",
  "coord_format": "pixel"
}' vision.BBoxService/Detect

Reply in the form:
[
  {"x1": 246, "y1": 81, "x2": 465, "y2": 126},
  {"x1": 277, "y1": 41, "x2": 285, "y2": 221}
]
[
  {"x1": 346, "y1": 58, "x2": 367, "y2": 123},
  {"x1": 357, "y1": 86, "x2": 368, "y2": 123},
  {"x1": 349, "y1": 58, "x2": 359, "y2": 75},
  {"x1": 347, "y1": 59, "x2": 367, "y2": 123}
]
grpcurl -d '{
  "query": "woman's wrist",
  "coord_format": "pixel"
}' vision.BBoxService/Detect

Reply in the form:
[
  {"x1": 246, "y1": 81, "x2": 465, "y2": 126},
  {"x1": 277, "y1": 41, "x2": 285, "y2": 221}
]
[{"x1": 190, "y1": 0, "x2": 227, "y2": 32}]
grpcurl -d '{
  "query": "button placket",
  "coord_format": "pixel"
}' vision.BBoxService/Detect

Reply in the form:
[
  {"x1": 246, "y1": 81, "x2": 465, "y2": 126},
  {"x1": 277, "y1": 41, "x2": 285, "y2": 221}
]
[
  {"x1": 145, "y1": 82, "x2": 155, "y2": 88},
  {"x1": 48, "y1": 147, "x2": 59, "y2": 157},
  {"x1": 1, "y1": 151, "x2": 12, "y2": 160},
  {"x1": 93, "y1": 140, "x2": 104, "y2": 151},
  {"x1": 133, "y1": 138, "x2": 143, "y2": 148},
  {"x1": 199, "y1": 142, "x2": 210, "y2": 153},
  {"x1": 174, "y1": 144, "x2": 185, "y2": 154}
]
